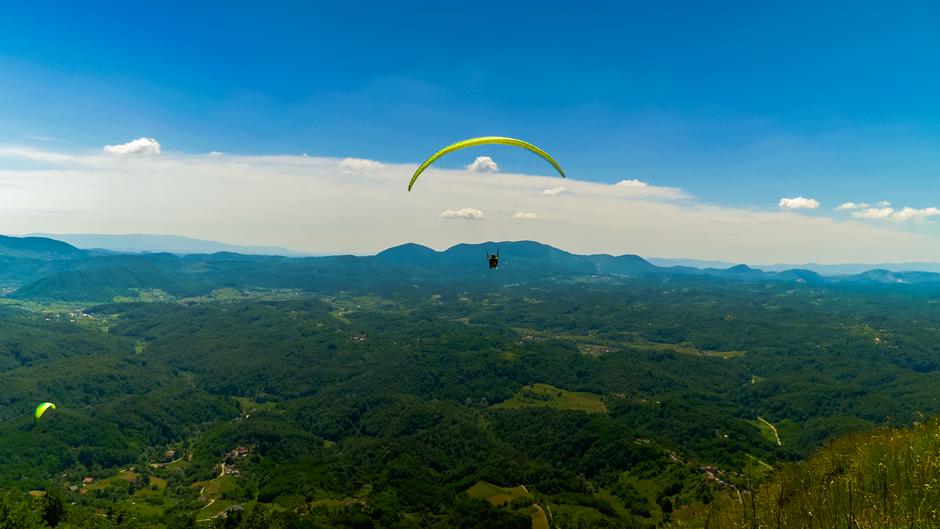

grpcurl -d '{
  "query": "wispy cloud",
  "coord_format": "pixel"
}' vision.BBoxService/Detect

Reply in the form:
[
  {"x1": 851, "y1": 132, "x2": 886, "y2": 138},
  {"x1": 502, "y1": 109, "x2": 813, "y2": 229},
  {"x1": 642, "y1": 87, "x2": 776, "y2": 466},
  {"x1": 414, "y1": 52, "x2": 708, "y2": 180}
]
[
  {"x1": 542, "y1": 186, "x2": 568, "y2": 197},
  {"x1": 0, "y1": 146, "x2": 80, "y2": 163},
  {"x1": 779, "y1": 197, "x2": 820, "y2": 210},
  {"x1": 836, "y1": 202, "x2": 869, "y2": 210},
  {"x1": 615, "y1": 179, "x2": 648, "y2": 188},
  {"x1": 512, "y1": 212, "x2": 537, "y2": 220},
  {"x1": 339, "y1": 157, "x2": 383, "y2": 173},
  {"x1": 612, "y1": 179, "x2": 688, "y2": 200},
  {"x1": 103, "y1": 137, "x2": 161, "y2": 156}
]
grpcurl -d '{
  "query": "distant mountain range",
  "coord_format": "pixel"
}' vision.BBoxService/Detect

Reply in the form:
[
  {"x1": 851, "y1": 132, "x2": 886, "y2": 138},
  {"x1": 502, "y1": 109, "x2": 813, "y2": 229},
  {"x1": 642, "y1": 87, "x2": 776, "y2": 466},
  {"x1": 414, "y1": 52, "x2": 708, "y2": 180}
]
[
  {"x1": 648, "y1": 257, "x2": 940, "y2": 276},
  {"x1": 5, "y1": 235, "x2": 940, "y2": 301},
  {"x1": 26, "y1": 233, "x2": 311, "y2": 257},
  {"x1": 18, "y1": 234, "x2": 940, "y2": 276}
]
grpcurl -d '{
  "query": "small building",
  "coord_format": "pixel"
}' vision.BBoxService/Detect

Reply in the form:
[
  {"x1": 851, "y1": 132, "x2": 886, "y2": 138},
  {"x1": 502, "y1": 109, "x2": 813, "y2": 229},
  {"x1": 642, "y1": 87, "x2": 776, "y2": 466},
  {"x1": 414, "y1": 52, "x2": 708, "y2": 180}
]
[{"x1": 82, "y1": 477, "x2": 94, "y2": 485}]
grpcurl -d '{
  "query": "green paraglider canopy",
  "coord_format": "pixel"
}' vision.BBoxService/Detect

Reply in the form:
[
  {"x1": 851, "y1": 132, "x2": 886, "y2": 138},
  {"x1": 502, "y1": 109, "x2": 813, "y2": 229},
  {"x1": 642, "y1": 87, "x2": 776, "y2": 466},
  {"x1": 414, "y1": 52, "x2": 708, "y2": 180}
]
[
  {"x1": 408, "y1": 136, "x2": 565, "y2": 191},
  {"x1": 34, "y1": 402, "x2": 56, "y2": 421}
]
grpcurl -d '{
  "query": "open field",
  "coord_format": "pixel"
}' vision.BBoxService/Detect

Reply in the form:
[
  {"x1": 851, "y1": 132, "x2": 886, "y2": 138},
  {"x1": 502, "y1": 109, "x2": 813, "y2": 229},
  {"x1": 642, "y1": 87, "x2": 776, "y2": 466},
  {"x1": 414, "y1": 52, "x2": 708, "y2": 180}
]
[
  {"x1": 466, "y1": 480, "x2": 530, "y2": 506},
  {"x1": 492, "y1": 383, "x2": 607, "y2": 413},
  {"x1": 195, "y1": 499, "x2": 237, "y2": 522},
  {"x1": 521, "y1": 504, "x2": 550, "y2": 529},
  {"x1": 624, "y1": 340, "x2": 746, "y2": 359},
  {"x1": 83, "y1": 469, "x2": 140, "y2": 492},
  {"x1": 165, "y1": 456, "x2": 188, "y2": 471},
  {"x1": 233, "y1": 396, "x2": 280, "y2": 413},
  {"x1": 193, "y1": 474, "x2": 237, "y2": 498},
  {"x1": 465, "y1": 481, "x2": 551, "y2": 528}
]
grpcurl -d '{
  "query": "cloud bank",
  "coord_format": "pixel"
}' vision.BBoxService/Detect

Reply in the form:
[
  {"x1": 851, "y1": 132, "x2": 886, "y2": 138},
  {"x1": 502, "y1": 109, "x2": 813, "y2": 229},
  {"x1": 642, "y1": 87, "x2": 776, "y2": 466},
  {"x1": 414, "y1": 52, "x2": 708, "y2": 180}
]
[
  {"x1": 3, "y1": 144, "x2": 940, "y2": 262},
  {"x1": 836, "y1": 202, "x2": 869, "y2": 210}
]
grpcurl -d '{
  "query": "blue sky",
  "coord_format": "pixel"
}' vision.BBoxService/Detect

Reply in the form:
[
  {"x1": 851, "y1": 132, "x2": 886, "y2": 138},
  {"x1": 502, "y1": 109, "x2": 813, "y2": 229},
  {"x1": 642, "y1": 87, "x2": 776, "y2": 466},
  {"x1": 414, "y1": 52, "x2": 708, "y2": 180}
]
[{"x1": 1, "y1": 1, "x2": 940, "y2": 259}]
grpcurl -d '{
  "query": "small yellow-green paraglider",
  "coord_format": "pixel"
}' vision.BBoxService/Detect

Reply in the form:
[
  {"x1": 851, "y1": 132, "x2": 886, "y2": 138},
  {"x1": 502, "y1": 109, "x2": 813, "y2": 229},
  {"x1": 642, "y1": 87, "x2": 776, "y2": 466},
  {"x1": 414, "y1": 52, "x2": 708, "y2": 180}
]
[
  {"x1": 407, "y1": 136, "x2": 566, "y2": 191},
  {"x1": 34, "y1": 402, "x2": 56, "y2": 422}
]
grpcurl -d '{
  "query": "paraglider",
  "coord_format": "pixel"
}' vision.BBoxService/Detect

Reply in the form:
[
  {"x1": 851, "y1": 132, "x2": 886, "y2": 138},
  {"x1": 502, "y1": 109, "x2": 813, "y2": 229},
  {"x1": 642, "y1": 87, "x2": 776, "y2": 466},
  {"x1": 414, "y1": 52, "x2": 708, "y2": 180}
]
[
  {"x1": 408, "y1": 137, "x2": 565, "y2": 269},
  {"x1": 407, "y1": 136, "x2": 565, "y2": 191},
  {"x1": 34, "y1": 402, "x2": 56, "y2": 422},
  {"x1": 488, "y1": 250, "x2": 500, "y2": 270}
]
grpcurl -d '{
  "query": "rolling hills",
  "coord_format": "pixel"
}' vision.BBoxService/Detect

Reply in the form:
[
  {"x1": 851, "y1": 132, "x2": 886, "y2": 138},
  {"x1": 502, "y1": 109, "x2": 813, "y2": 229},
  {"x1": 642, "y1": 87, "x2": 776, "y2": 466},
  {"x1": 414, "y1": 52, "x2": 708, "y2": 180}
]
[
  {"x1": 8, "y1": 235, "x2": 940, "y2": 303},
  {"x1": 2, "y1": 234, "x2": 940, "y2": 527}
]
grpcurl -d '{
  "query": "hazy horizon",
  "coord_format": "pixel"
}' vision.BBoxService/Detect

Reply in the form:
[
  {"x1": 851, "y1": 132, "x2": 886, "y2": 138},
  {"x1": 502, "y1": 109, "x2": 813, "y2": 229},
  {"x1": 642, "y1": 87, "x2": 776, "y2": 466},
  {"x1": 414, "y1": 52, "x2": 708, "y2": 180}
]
[{"x1": 14, "y1": 232, "x2": 940, "y2": 275}]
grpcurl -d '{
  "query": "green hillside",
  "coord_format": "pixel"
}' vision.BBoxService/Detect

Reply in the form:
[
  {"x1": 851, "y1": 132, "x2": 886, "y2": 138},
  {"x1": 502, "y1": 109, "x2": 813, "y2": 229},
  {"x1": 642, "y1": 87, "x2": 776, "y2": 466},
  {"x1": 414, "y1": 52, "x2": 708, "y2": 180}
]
[
  {"x1": 671, "y1": 418, "x2": 940, "y2": 528},
  {"x1": 3, "y1": 239, "x2": 940, "y2": 526}
]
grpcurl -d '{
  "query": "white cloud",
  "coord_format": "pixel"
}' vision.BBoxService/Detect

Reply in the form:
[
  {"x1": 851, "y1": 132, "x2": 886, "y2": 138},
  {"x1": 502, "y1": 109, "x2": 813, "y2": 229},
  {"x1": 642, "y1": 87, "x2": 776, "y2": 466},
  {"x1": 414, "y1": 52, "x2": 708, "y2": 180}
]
[
  {"x1": 894, "y1": 207, "x2": 940, "y2": 222},
  {"x1": 836, "y1": 202, "x2": 869, "y2": 210},
  {"x1": 466, "y1": 156, "x2": 499, "y2": 173},
  {"x1": 615, "y1": 179, "x2": 649, "y2": 188},
  {"x1": 439, "y1": 208, "x2": 484, "y2": 220},
  {"x1": 339, "y1": 157, "x2": 383, "y2": 173},
  {"x1": 513, "y1": 212, "x2": 538, "y2": 220},
  {"x1": 209, "y1": 151, "x2": 223, "y2": 157},
  {"x1": 853, "y1": 206, "x2": 940, "y2": 223},
  {"x1": 542, "y1": 186, "x2": 568, "y2": 197},
  {"x1": 103, "y1": 137, "x2": 161, "y2": 156},
  {"x1": 852, "y1": 207, "x2": 895, "y2": 219},
  {"x1": 778, "y1": 197, "x2": 820, "y2": 210},
  {"x1": 878, "y1": 201, "x2": 892, "y2": 207}
]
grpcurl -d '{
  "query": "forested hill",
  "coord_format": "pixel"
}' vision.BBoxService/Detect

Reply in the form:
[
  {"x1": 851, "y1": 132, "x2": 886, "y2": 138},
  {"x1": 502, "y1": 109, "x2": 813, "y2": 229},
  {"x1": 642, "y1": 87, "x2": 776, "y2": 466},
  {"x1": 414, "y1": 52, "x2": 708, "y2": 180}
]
[
  {"x1": 8, "y1": 236, "x2": 940, "y2": 301},
  {"x1": 0, "y1": 235, "x2": 86, "y2": 260},
  {"x1": 0, "y1": 236, "x2": 90, "y2": 292}
]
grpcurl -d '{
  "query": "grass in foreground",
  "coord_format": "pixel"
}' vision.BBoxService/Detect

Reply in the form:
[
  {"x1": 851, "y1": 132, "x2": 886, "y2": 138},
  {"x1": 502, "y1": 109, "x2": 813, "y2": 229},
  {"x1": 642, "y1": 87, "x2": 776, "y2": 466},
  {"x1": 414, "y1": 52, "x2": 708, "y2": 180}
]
[{"x1": 671, "y1": 418, "x2": 940, "y2": 528}]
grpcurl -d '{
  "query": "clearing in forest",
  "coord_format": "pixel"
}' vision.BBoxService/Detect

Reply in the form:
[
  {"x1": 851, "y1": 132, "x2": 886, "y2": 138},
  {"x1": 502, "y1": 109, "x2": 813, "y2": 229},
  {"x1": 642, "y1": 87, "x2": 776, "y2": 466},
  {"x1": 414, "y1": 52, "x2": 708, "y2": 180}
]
[
  {"x1": 465, "y1": 481, "x2": 549, "y2": 528},
  {"x1": 492, "y1": 383, "x2": 607, "y2": 413},
  {"x1": 466, "y1": 480, "x2": 531, "y2": 506}
]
